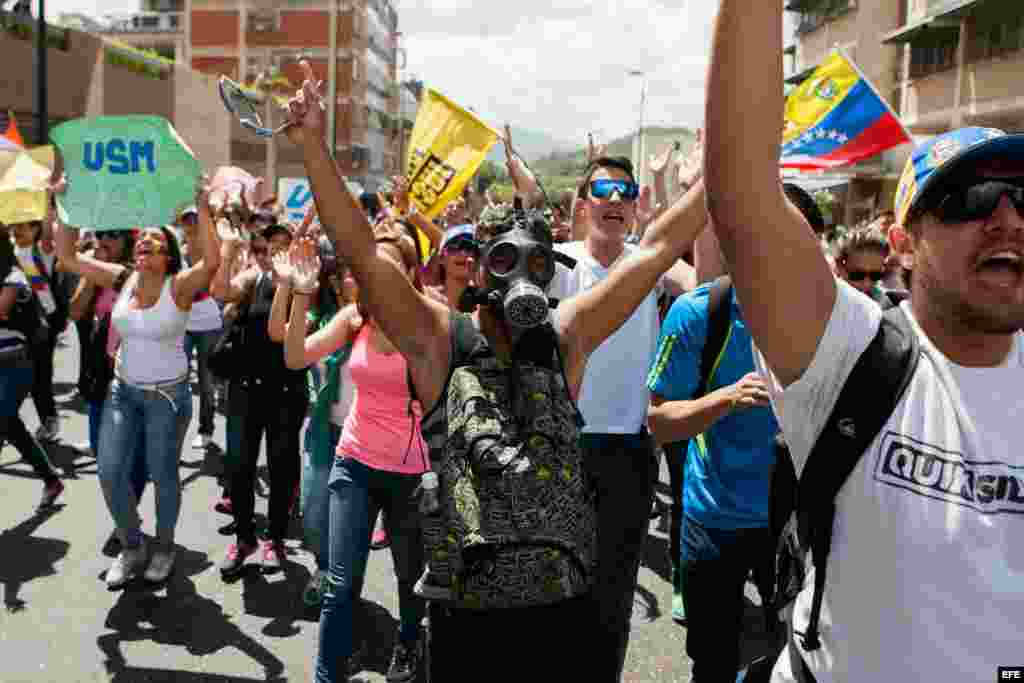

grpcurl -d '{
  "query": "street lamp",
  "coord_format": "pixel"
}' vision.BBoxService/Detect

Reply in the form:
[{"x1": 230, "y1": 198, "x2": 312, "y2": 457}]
[
  {"x1": 628, "y1": 69, "x2": 646, "y2": 186},
  {"x1": 36, "y1": 0, "x2": 48, "y2": 145}
]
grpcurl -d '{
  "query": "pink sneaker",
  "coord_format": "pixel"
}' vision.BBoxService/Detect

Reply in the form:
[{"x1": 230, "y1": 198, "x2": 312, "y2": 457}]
[
  {"x1": 261, "y1": 539, "x2": 284, "y2": 573},
  {"x1": 371, "y1": 527, "x2": 389, "y2": 550},
  {"x1": 214, "y1": 497, "x2": 233, "y2": 515},
  {"x1": 219, "y1": 541, "x2": 256, "y2": 578}
]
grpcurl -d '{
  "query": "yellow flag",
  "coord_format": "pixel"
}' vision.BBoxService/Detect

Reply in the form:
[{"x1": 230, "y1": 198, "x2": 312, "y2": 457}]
[
  {"x1": 0, "y1": 145, "x2": 54, "y2": 224},
  {"x1": 405, "y1": 88, "x2": 499, "y2": 219},
  {"x1": 783, "y1": 50, "x2": 861, "y2": 146}
]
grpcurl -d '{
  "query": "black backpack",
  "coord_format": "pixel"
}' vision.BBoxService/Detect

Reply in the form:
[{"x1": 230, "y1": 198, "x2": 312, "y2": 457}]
[
  {"x1": 1, "y1": 270, "x2": 50, "y2": 347},
  {"x1": 769, "y1": 297, "x2": 920, "y2": 657}
]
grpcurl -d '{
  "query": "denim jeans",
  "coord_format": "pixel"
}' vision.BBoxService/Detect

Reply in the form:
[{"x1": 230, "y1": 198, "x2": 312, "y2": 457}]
[
  {"x1": 226, "y1": 379, "x2": 307, "y2": 543},
  {"x1": 579, "y1": 430, "x2": 659, "y2": 683},
  {"x1": 97, "y1": 377, "x2": 192, "y2": 543},
  {"x1": 184, "y1": 328, "x2": 220, "y2": 436},
  {"x1": 681, "y1": 514, "x2": 774, "y2": 683},
  {"x1": 302, "y1": 423, "x2": 342, "y2": 571},
  {"x1": 314, "y1": 456, "x2": 425, "y2": 683},
  {"x1": 88, "y1": 399, "x2": 148, "y2": 502},
  {"x1": 0, "y1": 352, "x2": 58, "y2": 482}
]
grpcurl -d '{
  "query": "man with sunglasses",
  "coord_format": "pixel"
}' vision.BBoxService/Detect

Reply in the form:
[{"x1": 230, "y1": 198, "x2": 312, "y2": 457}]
[
  {"x1": 555, "y1": 156, "x2": 693, "y2": 681},
  {"x1": 705, "y1": 2, "x2": 1024, "y2": 680},
  {"x1": 832, "y1": 226, "x2": 892, "y2": 301}
]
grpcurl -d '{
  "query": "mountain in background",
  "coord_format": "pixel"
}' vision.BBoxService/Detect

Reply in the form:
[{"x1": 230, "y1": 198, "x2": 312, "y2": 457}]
[
  {"x1": 486, "y1": 126, "x2": 576, "y2": 164},
  {"x1": 530, "y1": 126, "x2": 697, "y2": 178}
]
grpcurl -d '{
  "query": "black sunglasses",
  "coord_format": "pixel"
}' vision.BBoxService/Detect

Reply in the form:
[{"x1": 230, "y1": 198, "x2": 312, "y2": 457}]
[
  {"x1": 927, "y1": 177, "x2": 1024, "y2": 224},
  {"x1": 847, "y1": 270, "x2": 885, "y2": 283},
  {"x1": 444, "y1": 238, "x2": 480, "y2": 255},
  {"x1": 95, "y1": 231, "x2": 122, "y2": 240}
]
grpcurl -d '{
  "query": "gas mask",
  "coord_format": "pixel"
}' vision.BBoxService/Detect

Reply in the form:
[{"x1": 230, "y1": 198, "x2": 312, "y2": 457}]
[{"x1": 460, "y1": 227, "x2": 554, "y2": 329}]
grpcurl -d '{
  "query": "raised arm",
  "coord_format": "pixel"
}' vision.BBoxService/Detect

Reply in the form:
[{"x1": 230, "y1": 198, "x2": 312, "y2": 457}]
[
  {"x1": 284, "y1": 245, "x2": 359, "y2": 369},
  {"x1": 704, "y1": 0, "x2": 835, "y2": 386},
  {"x1": 210, "y1": 232, "x2": 257, "y2": 304},
  {"x1": 268, "y1": 247, "x2": 295, "y2": 342},
  {"x1": 173, "y1": 189, "x2": 221, "y2": 307},
  {"x1": 68, "y1": 276, "x2": 98, "y2": 322},
  {"x1": 556, "y1": 180, "x2": 708, "y2": 362},
  {"x1": 53, "y1": 221, "x2": 125, "y2": 291},
  {"x1": 284, "y1": 61, "x2": 447, "y2": 364}
]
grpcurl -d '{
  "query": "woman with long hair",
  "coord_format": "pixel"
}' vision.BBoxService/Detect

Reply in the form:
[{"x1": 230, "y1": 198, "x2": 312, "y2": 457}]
[
  {"x1": 283, "y1": 224, "x2": 429, "y2": 682},
  {"x1": 212, "y1": 223, "x2": 307, "y2": 577},
  {"x1": 55, "y1": 191, "x2": 220, "y2": 588},
  {"x1": 67, "y1": 229, "x2": 149, "y2": 555},
  {"x1": 424, "y1": 224, "x2": 478, "y2": 311},
  {"x1": 0, "y1": 226, "x2": 64, "y2": 509}
]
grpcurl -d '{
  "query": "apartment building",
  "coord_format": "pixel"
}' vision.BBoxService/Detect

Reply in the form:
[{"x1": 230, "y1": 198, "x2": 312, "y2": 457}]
[
  {"x1": 786, "y1": 0, "x2": 1024, "y2": 226},
  {"x1": 884, "y1": 0, "x2": 1024, "y2": 135},
  {"x1": 97, "y1": 0, "x2": 405, "y2": 191},
  {"x1": 785, "y1": 0, "x2": 908, "y2": 226}
]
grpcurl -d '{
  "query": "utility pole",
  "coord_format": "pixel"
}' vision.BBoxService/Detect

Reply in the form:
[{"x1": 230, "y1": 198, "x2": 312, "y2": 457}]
[{"x1": 36, "y1": 0, "x2": 48, "y2": 144}]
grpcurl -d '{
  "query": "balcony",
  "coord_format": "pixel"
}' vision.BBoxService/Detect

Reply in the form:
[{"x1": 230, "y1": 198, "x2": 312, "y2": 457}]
[
  {"x1": 787, "y1": 0, "x2": 858, "y2": 35},
  {"x1": 104, "y1": 11, "x2": 183, "y2": 34}
]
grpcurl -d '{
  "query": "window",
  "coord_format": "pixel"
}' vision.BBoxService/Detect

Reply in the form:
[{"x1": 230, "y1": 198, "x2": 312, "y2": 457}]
[
  {"x1": 793, "y1": 0, "x2": 858, "y2": 35},
  {"x1": 969, "y1": 12, "x2": 1024, "y2": 62},
  {"x1": 248, "y1": 11, "x2": 279, "y2": 33},
  {"x1": 909, "y1": 39, "x2": 957, "y2": 78}
]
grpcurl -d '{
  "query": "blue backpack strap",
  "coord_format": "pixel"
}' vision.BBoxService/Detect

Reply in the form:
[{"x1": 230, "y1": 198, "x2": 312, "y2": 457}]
[{"x1": 796, "y1": 304, "x2": 920, "y2": 651}]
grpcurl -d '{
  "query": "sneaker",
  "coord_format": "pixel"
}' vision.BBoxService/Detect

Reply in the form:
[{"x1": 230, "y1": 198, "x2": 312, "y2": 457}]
[
  {"x1": 386, "y1": 640, "x2": 421, "y2": 683},
  {"x1": 371, "y1": 527, "x2": 390, "y2": 550},
  {"x1": 102, "y1": 529, "x2": 122, "y2": 557},
  {"x1": 72, "y1": 441, "x2": 93, "y2": 457},
  {"x1": 144, "y1": 544, "x2": 177, "y2": 583},
  {"x1": 413, "y1": 570, "x2": 453, "y2": 601},
  {"x1": 214, "y1": 497, "x2": 233, "y2": 515},
  {"x1": 107, "y1": 539, "x2": 147, "y2": 590},
  {"x1": 220, "y1": 541, "x2": 257, "y2": 578},
  {"x1": 303, "y1": 569, "x2": 328, "y2": 607},
  {"x1": 260, "y1": 539, "x2": 284, "y2": 573},
  {"x1": 38, "y1": 479, "x2": 64, "y2": 509},
  {"x1": 35, "y1": 417, "x2": 59, "y2": 443},
  {"x1": 671, "y1": 567, "x2": 687, "y2": 626},
  {"x1": 192, "y1": 433, "x2": 212, "y2": 449}
]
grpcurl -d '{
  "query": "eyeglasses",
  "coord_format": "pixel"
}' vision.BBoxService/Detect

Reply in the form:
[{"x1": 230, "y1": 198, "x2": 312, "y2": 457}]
[
  {"x1": 95, "y1": 231, "x2": 121, "y2": 240},
  {"x1": 927, "y1": 177, "x2": 1024, "y2": 224},
  {"x1": 847, "y1": 270, "x2": 885, "y2": 283},
  {"x1": 589, "y1": 179, "x2": 640, "y2": 201},
  {"x1": 443, "y1": 238, "x2": 480, "y2": 256}
]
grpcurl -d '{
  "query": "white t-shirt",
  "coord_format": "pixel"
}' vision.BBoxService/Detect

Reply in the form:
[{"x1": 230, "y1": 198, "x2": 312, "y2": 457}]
[
  {"x1": 14, "y1": 245, "x2": 56, "y2": 315},
  {"x1": 0, "y1": 269, "x2": 29, "y2": 347},
  {"x1": 756, "y1": 280, "x2": 1024, "y2": 683},
  {"x1": 187, "y1": 296, "x2": 223, "y2": 333},
  {"x1": 552, "y1": 241, "x2": 663, "y2": 434}
]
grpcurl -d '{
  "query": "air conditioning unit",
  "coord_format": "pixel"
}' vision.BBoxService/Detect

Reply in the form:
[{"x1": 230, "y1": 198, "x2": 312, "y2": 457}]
[{"x1": 249, "y1": 13, "x2": 277, "y2": 32}]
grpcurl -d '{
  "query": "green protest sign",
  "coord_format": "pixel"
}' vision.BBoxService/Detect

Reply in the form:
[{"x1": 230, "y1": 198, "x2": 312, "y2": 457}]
[{"x1": 51, "y1": 115, "x2": 200, "y2": 231}]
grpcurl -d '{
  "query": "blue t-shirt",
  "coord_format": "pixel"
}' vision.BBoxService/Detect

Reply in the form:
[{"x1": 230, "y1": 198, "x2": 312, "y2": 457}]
[{"x1": 646, "y1": 283, "x2": 777, "y2": 530}]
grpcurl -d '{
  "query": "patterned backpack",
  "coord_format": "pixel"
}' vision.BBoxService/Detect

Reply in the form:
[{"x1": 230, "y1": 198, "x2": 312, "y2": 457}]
[{"x1": 415, "y1": 313, "x2": 597, "y2": 609}]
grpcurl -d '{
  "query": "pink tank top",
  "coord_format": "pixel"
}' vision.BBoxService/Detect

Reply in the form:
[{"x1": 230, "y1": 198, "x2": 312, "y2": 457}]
[{"x1": 338, "y1": 324, "x2": 429, "y2": 474}]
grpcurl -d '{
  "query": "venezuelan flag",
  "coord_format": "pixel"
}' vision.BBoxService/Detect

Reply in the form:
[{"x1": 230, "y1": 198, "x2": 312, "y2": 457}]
[
  {"x1": 781, "y1": 50, "x2": 910, "y2": 170},
  {"x1": 0, "y1": 111, "x2": 25, "y2": 152}
]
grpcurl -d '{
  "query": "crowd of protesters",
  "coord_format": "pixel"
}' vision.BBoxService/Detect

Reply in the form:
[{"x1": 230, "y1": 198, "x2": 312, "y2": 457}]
[{"x1": 3, "y1": 2, "x2": 1024, "y2": 681}]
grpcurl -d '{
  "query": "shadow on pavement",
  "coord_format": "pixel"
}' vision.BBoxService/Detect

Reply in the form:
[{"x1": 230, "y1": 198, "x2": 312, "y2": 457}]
[
  {"x1": 106, "y1": 669, "x2": 286, "y2": 683},
  {"x1": 237, "y1": 552, "x2": 319, "y2": 637},
  {"x1": 349, "y1": 598, "x2": 401, "y2": 679},
  {"x1": 97, "y1": 547, "x2": 286, "y2": 682},
  {"x1": 0, "y1": 506, "x2": 69, "y2": 613}
]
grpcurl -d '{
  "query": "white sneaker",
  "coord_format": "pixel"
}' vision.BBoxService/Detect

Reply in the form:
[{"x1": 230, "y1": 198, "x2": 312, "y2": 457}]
[
  {"x1": 192, "y1": 434, "x2": 212, "y2": 449},
  {"x1": 107, "y1": 540, "x2": 147, "y2": 590},
  {"x1": 144, "y1": 544, "x2": 176, "y2": 583},
  {"x1": 72, "y1": 441, "x2": 93, "y2": 457}
]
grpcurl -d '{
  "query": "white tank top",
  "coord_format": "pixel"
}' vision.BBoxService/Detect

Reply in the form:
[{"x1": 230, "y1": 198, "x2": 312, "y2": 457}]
[{"x1": 112, "y1": 272, "x2": 189, "y2": 384}]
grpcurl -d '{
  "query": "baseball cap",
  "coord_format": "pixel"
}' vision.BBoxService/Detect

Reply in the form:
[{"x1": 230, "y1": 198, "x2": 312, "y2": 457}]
[
  {"x1": 424, "y1": 224, "x2": 477, "y2": 286},
  {"x1": 894, "y1": 127, "x2": 1024, "y2": 227},
  {"x1": 261, "y1": 223, "x2": 293, "y2": 242}
]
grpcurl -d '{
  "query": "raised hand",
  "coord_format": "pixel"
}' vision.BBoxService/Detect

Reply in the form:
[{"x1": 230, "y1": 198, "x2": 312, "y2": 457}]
[
  {"x1": 648, "y1": 144, "x2": 673, "y2": 177},
  {"x1": 271, "y1": 248, "x2": 293, "y2": 286},
  {"x1": 677, "y1": 128, "x2": 704, "y2": 189},
  {"x1": 290, "y1": 237, "x2": 321, "y2": 292},
  {"x1": 504, "y1": 124, "x2": 540, "y2": 199},
  {"x1": 391, "y1": 175, "x2": 411, "y2": 214},
  {"x1": 283, "y1": 60, "x2": 327, "y2": 146},
  {"x1": 586, "y1": 132, "x2": 607, "y2": 164},
  {"x1": 636, "y1": 185, "x2": 663, "y2": 229}
]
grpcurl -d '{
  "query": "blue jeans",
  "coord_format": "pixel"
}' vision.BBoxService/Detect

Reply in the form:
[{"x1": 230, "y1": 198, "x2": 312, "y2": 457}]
[
  {"x1": 0, "y1": 351, "x2": 57, "y2": 482},
  {"x1": 302, "y1": 423, "x2": 342, "y2": 571},
  {"x1": 98, "y1": 377, "x2": 192, "y2": 544},
  {"x1": 88, "y1": 399, "x2": 148, "y2": 502},
  {"x1": 184, "y1": 329, "x2": 220, "y2": 436},
  {"x1": 314, "y1": 456, "x2": 425, "y2": 683}
]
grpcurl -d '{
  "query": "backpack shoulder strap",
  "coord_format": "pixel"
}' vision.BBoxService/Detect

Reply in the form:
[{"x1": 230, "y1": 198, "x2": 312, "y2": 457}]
[
  {"x1": 796, "y1": 304, "x2": 920, "y2": 651},
  {"x1": 406, "y1": 311, "x2": 479, "y2": 405},
  {"x1": 696, "y1": 275, "x2": 734, "y2": 398}
]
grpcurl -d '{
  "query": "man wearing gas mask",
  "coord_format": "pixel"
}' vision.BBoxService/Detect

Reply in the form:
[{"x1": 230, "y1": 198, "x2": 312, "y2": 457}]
[{"x1": 282, "y1": 60, "x2": 710, "y2": 681}]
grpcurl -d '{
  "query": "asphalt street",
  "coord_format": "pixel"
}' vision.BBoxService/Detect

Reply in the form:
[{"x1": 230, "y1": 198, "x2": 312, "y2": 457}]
[{"x1": 0, "y1": 330, "x2": 778, "y2": 682}]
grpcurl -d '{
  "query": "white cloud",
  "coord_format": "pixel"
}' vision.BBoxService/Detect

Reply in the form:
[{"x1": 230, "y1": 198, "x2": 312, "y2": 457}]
[{"x1": 398, "y1": 0, "x2": 719, "y2": 145}]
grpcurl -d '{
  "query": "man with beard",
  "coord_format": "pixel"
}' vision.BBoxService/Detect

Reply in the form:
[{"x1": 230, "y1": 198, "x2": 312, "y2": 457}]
[{"x1": 704, "y1": 2, "x2": 1024, "y2": 681}]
